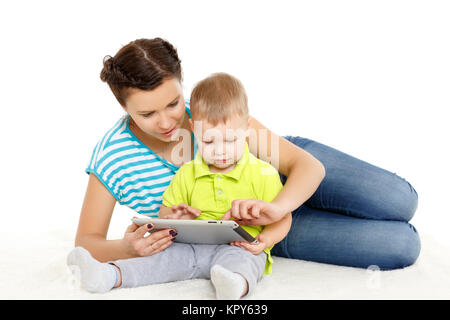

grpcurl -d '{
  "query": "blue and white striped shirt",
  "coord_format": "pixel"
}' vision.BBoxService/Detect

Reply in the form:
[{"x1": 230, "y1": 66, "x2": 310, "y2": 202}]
[{"x1": 86, "y1": 102, "x2": 197, "y2": 217}]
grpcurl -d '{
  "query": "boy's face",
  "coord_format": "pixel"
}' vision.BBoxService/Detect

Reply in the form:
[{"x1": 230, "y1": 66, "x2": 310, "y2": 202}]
[{"x1": 190, "y1": 115, "x2": 250, "y2": 172}]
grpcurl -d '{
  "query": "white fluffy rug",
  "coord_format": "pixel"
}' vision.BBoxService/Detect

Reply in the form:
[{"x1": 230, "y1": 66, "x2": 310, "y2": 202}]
[{"x1": 1, "y1": 226, "x2": 449, "y2": 300}]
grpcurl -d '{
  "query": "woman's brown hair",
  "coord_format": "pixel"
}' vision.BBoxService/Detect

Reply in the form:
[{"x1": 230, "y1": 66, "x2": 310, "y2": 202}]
[{"x1": 100, "y1": 38, "x2": 182, "y2": 106}]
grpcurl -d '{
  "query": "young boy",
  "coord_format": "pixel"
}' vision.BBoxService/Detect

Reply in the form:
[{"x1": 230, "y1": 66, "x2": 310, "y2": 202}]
[
  {"x1": 67, "y1": 72, "x2": 291, "y2": 299},
  {"x1": 158, "y1": 72, "x2": 292, "y2": 298}
]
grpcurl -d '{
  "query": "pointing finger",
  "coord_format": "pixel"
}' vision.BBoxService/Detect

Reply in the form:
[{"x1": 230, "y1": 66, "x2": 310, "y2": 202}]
[
  {"x1": 221, "y1": 210, "x2": 232, "y2": 220},
  {"x1": 250, "y1": 204, "x2": 260, "y2": 218}
]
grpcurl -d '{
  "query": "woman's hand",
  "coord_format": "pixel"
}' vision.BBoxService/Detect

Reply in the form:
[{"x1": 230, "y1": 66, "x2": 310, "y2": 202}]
[
  {"x1": 221, "y1": 199, "x2": 286, "y2": 225},
  {"x1": 122, "y1": 223, "x2": 176, "y2": 257},
  {"x1": 162, "y1": 203, "x2": 201, "y2": 220},
  {"x1": 230, "y1": 234, "x2": 270, "y2": 255}
]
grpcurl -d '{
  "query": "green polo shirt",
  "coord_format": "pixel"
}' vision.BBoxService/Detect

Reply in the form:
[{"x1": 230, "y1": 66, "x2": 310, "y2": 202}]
[{"x1": 162, "y1": 143, "x2": 283, "y2": 274}]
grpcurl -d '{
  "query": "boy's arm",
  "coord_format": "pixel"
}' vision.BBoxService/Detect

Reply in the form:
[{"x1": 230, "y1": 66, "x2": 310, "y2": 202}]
[
  {"x1": 159, "y1": 203, "x2": 201, "y2": 220},
  {"x1": 158, "y1": 205, "x2": 173, "y2": 219}
]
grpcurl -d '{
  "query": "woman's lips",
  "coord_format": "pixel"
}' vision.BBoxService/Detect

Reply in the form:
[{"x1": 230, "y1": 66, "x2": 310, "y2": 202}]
[{"x1": 161, "y1": 126, "x2": 177, "y2": 136}]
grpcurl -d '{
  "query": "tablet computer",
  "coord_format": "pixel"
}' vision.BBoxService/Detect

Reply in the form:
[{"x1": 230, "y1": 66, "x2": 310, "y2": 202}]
[{"x1": 131, "y1": 216, "x2": 258, "y2": 245}]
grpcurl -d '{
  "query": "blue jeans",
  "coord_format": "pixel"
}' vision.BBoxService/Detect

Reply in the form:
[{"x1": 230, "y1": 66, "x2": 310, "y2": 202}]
[{"x1": 272, "y1": 136, "x2": 421, "y2": 270}]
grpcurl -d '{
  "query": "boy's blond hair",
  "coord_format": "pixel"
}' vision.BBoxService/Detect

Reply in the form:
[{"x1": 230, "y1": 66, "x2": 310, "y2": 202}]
[{"x1": 190, "y1": 72, "x2": 248, "y2": 125}]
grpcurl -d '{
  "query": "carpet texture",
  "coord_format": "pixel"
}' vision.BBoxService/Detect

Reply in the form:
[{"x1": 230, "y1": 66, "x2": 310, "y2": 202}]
[{"x1": 1, "y1": 227, "x2": 449, "y2": 300}]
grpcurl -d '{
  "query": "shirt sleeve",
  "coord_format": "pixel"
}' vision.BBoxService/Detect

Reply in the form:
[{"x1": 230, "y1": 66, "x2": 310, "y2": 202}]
[
  {"x1": 255, "y1": 163, "x2": 284, "y2": 203},
  {"x1": 162, "y1": 166, "x2": 190, "y2": 207},
  {"x1": 85, "y1": 140, "x2": 121, "y2": 202}
]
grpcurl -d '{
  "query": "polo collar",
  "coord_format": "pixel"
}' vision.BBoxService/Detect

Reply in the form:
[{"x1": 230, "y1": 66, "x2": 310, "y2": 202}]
[{"x1": 193, "y1": 143, "x2": 250, "y2": 181}]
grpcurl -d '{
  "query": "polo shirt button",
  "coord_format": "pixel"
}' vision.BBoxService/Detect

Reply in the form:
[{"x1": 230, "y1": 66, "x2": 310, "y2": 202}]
[
  {"x1": 217, "y1": 176, "x2": 221, "y2": 181},
  {"x1": 217, "y1": 189, "x2": 222, "y2": 195}
]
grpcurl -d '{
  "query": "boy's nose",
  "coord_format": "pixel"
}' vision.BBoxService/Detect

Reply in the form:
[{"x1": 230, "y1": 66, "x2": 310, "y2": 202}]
[{"x1": 214, "y1": 143, "x2": 226, "y2": 155}]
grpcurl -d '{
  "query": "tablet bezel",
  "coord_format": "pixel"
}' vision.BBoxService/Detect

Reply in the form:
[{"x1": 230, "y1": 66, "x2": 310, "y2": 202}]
[{"x1": 131, "y1": 216, "x2": 258, "y2": 245}]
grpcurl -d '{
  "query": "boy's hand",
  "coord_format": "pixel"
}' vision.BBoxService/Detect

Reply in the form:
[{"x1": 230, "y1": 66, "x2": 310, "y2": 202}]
[
  {"x1": 162, "y1": 203, "x2": 201, "y2": 220},
  {"x1": 221, "y1": 199, "x2": 285, "y2": 225},
  {"x1": 230, "y1": 234, "x2": 269, "y2": 255}
]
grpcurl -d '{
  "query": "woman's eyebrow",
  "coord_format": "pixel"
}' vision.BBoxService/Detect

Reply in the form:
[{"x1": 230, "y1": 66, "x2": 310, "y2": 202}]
[{"x1": 137, "y1": 95, "x2": 180, "y2": 114}]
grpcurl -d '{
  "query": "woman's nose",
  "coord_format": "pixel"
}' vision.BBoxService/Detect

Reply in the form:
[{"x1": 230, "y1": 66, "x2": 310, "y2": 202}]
[{"x1": 158, "y1": 114, "x2": 171, "y2": 130}]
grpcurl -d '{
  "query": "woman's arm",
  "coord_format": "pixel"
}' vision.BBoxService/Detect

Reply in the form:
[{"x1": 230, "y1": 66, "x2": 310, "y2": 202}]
[
  {"x1": 75, "y1": 174, "x2": 175, "y2": 262},
  {"x1": 245, "y1": 116, "x2": 326, "y2": 221},
  {"x1": 258, "y1": 212, "x2": 292, "y2": 248},
  {"x1": 230, "y1": 213, "x2": 292, "y2": 254}
]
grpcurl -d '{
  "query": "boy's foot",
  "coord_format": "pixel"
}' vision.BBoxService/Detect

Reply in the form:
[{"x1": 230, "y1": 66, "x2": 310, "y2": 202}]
[
  {"x1": 67, "y1": 246, "x2": 117, "y2": 293},
  {"x1": 210, "y1": 264, "x2": 248, "y2": 300}
]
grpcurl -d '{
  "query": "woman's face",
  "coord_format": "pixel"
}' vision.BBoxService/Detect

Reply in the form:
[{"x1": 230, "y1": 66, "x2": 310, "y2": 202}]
[{"x1": 124, "y1": 78, "x2": 186, "y2": 142}]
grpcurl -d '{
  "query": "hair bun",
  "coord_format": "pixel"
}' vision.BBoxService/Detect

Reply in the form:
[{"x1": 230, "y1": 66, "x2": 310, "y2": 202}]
[
  {"x1": 103, "y1": 55, "x2": 113, "y2": 67},
  {"x1": 100, "y1": 55, "x2": 132, "y2": 85},
  {"x1": 100, "y1": 55, "x2": 115, "y2": 82}
]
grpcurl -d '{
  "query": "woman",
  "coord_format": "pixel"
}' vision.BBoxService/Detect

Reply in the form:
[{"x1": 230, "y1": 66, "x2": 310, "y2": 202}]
[{"x1": 75, "y1": 37, "x2": 420, "y2": 271}]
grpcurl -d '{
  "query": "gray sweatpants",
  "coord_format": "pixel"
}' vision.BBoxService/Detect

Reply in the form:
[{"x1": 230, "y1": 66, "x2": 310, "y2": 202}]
[{"x1": 112, "y1": 243, "x2": 267, "y2": 296}]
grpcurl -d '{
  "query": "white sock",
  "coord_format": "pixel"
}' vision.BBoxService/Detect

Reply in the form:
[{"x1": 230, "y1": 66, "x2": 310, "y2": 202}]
[
  {"x1": 210, "y1": 264, "x2": 247, "y2": 300},
  {"x1": 67, "y1": 246, "x2": 117, "y2": 293}
]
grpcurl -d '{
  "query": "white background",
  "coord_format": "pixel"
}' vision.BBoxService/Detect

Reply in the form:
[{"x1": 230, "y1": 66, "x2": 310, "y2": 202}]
[{"x1": 1, "y1": 0, "x2": 449, "y2": 245}]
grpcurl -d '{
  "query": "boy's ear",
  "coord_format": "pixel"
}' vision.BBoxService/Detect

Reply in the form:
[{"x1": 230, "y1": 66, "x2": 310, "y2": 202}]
[{"x1": 245, "y1": 116, "x2": 251, "y2": 135}]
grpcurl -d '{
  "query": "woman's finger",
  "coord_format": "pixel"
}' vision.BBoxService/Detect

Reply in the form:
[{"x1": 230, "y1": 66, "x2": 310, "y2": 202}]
[
  {"x1": 141, "y1": 233, "x2": 174, "y2": 256},
  {"x1": 239, "y1": 200, "x2": 253, "y2": 220},
  {"x1": 237, "y1": 216, "x2": 272, "y2": 226},
  {"x1": 230, "y1": 199, "x2": 243, "y2": 219},
  {"x1": 125, "y1": 223, "x2": 139, "y2": 233},
  {"x1": 152, "y1": 234, "x2": 173, "y2": 249},
  {"x1": 133, "y1": 223, "x2": 153, "y2": 238},
  {"x1": 144, "y1": 228, "x2": 175, "y2": 247},
  {"x1": 150, "y1": 237, "x2": 175, "y2": 255},
  {"x1": 250, "y1": 204, "x2": 260, "y2": 218}
]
